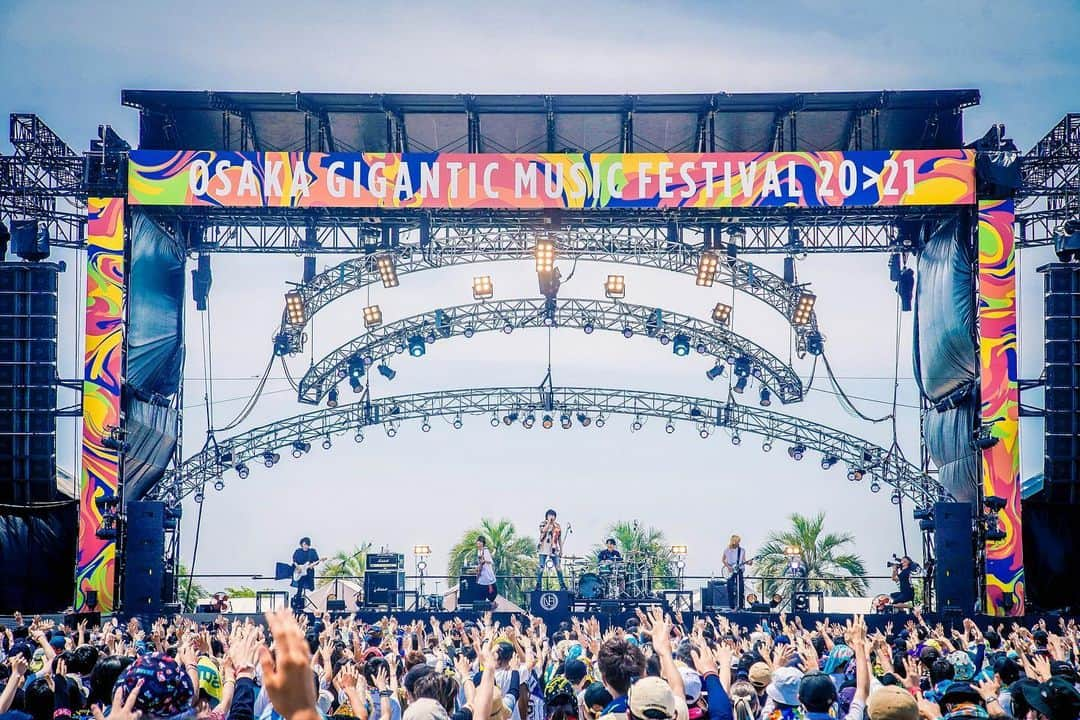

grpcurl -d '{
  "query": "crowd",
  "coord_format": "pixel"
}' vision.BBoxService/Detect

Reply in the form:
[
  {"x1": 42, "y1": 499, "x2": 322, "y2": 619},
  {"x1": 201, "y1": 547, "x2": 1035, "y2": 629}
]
[{"x1": 1, "y1": 608, "x2": 1079, "y2": 720}]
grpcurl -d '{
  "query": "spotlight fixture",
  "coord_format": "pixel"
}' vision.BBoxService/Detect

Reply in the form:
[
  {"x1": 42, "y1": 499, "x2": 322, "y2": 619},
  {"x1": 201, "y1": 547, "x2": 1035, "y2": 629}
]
[
  {"x1": 733, "y1": 376, "x2": 748, "y2": 394},
  {"x1": 759, "y1": 387, "x2": 772, "y2": 407},
  {"x1": 425, "y1": 329, "x2": 436, "y2": 344},
  {"x1": 542, "y1": 414, "x2": 554, "y2": 429},
  {"x1": 659, "y1": 333, "x2": 671, "y2": 345},
  {"x1": 699, "y1": 427, "x2": 710, "y2": 439},
  {"x1": 622, "y1": 326, "x2": 633, "y2": 339},
  {"x1": 534, "y1": 237, "x2": 555, "y2": 274},
  {"x1": 631, "y1": 417, "x2": 643, "y2": 432},
  {"x1": 672, "y1": 334, "x2": 690, "y2": 356},
  {"x1": 262, "y1": 450, "x2": 280, "y2": 468},
  {"x1": 490, "y1": 415, "x2": 500, "y2": 427},
  {"x1": 762, "y1": 439, "x2": 773, "y2": 452},
  {"x1": 820, "y1": 455, "x2": 838, "y2": 470},
  {"x1": 583, "y1": 319, "x2": 595, "y2": 334},
  {"x1": 792, "y1": 292, "x2": 816, "y2": 325},
  {"x1": 705, "y1": 364, "x2": 725, "y2": 381},
  {"x1": 985, "y1": 495, "x2": 1007, "y2": 512},
  {"x1": 604, "y1": 274, "x2": 626, "y2": 299},
  {"x1": 787, "y1": 444, "x2": 806, "y2": 461},
  {"x1": 376, "y1": 253, "x2": 399, "y2": 287},
  {"x1": 472, "y1": 275, "x2": 494, "y2": 300},
  {"x1": 321, "y1": 437, "x2": 332, "y2": 450},
  {"x1": 891, "y1": 491, "x2": 903, "y2": 506},
  {"x1": 395, "y1": 341, "x2": 406, "y2": 354},
  {"x1": 665, "y1": 420, "x2": 675, "y2": 434},
  {"x1": 711, "y1": 302, "x2": 732, "y2": 325},
  {"x1": 236, "y1": 463, "x2": 250, "y2": 479},
  {"x1": 731, "y1": 432, "x2": 741, "y2": 446},
  {"x1": 377, "y1": 363, "x2": 396, "y2": 380},
  {"x1": 560, "y1": 413, "x2": 572, "y2": 429},
  {"x1": 695, "y1": 340, "x2": 708, "y2": 355},
  {"x1": 733, "y1": 356, "x2": 751, "y2": 377},
  {"x1": 502, "y1": 321, "x2": 513, "y2": 334},
  {"x1": 421, "y1": 419, "x2": 431, "y2": 432},
  {"x1": 869, "y1": 480, "x2": 882, "y2": 493},
  {"x1": 577, "y1": 412, "x2": 591, "y2": 427},
  {"x1": 696, "y1": 252, "x2": 719, "y2": 286},
  {"x1": 503, "y1": 411, "x2": 519, "y2": 426},
  {"x1": 414, "y1": 544, "x2": 431, "y2": 557},
  {"x1": 193, "y1": 491, "x2": 204, "y2": 504},
  {"x1": 463, "y1": 326, "x2": 475, "y2": 338},
  {"x1": 327, "y1": 387, "x2": 339, "y2": 408},
  {"x1": 975, "y1": 426, "x2": 1000, "y2": 450},
  {"x1": 806, "y1": 330, "x2": 824, "y2": 355},
  {"x1": 214, "y1": 478, "x2": 226, "y2": 492},
  {"x1": 354, "y1": 431, "x2": 364, "y2": 443},
  {"x1": 291, "y1": 440, "x2": 311, "y2": 458},
  {"x1": 385, "y1": 423, "x2": 397, "y2": 437},
  {"x1": 284, "y1": 291, "x2": 306, "y2": 326},
  {"x1": 523, "y1": 412, "x2": 536, "y2": 429},
  {"x1": 363, "y1": 304, "x2": 383, "y2": 328},
  {"x1": 690, "y1": 406, "x2": 703, "y2": 418},
  {"x1": 408, "y1": 335, "x2": 426, "y2": 357},
  {"x1": 453, "y1": 415, "x2": 463, "y2": 429},
  {"x1": 670, "y1": 544, "x2": 688, "y2": 556},
  {"x1": 847, "y1": 468, "x2": 865, "y2": 482}
]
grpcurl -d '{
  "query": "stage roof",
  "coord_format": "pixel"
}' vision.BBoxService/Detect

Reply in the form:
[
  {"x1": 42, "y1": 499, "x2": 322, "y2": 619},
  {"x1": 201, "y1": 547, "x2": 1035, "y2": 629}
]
[{"x1": 122, "y1": 89, "x2": 979, "y2": 154}]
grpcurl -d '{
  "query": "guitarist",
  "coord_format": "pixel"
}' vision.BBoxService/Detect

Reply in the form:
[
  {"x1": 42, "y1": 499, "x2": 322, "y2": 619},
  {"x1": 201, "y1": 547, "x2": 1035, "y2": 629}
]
[
  {"x1": 722, "y1": 534, "x2": 751, "y2": 610},
  {"x1": 291, "y1": 537, "x2": 322, "y2": 608}
]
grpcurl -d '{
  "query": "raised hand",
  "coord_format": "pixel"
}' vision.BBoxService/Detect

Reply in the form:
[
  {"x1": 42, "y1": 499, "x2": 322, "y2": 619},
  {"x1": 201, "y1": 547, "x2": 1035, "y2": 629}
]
[
  {"x1": 258, "y1": 610, "x2": 317, "y2": 720},
  {"x1": 92, "y1": 680, "x2": 144, "y2": 720}
]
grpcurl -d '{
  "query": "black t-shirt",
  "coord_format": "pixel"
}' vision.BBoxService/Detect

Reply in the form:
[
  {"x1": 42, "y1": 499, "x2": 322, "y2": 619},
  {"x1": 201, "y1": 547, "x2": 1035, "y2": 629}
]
[
  {"x1": 898, "y1": 566, "x2": 913, "y2": 593},
  {"x1": 293, "y1": 547, "x2": 319, "y2": 566},
  {"x1": 598, "y1": 549, "x2": 622, "y2": 563}
]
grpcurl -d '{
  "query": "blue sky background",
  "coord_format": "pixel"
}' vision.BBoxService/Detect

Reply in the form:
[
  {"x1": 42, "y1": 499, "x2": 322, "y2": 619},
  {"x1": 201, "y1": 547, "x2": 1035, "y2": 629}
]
[{"x1": 1, "y1": 0, "x2": 1076, "y2": 598}]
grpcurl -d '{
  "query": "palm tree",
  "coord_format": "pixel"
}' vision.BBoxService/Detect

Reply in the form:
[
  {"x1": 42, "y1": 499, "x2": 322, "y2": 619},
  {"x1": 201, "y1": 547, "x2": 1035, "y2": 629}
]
[
  {"x1": 224, "y1": 586, "x2": 257, "y2": 598},
  {"x1": 755, "y1": 512, "x2": 868, "y2": 598},
  {"x1": 320, "y1": 543, "x2": 372, "y2": 586},
  {"x1": 448, "y1": 518, "x2": 536, "y2": 605},
  {"x1": 591, "y1": 521, "x2": 676, "y2": 590},
  {"x1": 177, "y1": 564, "x2": 207, "y2": 612}
]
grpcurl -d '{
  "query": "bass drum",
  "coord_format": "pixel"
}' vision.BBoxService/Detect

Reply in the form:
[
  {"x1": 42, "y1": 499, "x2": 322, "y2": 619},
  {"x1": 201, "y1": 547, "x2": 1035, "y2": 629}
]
[{"x1": 577, "y1": 572, "x2": 604, "y2": 599}]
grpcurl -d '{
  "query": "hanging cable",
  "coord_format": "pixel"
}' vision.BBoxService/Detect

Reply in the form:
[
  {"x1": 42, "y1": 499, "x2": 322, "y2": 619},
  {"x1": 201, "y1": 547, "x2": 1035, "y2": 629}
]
[
  {"x1": 820, "y1": 352, "x2": 893, "y2": 423},
  {"x1": 212, "y1": 351, "x2": 276, "y2": 433},
  {"x1": 182, "y1": 483, "x2": 208, "y2": 611}
]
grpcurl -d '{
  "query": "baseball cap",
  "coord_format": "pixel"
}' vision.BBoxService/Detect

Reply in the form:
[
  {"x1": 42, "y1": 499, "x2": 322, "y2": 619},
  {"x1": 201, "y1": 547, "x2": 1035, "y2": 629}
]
[
  {"x1": 1049, "y1": 660, "x2": 1079, "y2": 685},
  {"x1": 403, "y1": 698, "x2": 450, "y2": 720},
  {"x1": 197, "y1": 656, "x2": 223, "y2": 707},
  {"x1": 403, "y1": 664, "x2": 434, "y2": 694},
  {"x1": 946, "y1": 652, "x2": 975, "y2": 682},
  {"x1": 748, "y1": 662, "x2": 772, "y2": 689},
  {"x1": 679, "y1": 666, "x2": 703, "y2": 704},
  {"x1": 798, "y1": 672, "x2": 838, "y2": 711},
  {"x1": 867, "y1": 686, "x2": 918, "y2": 720},
  {"x1": 1020, "y1": 677, "x2": 1080, "y2": 720},
  {"x1": 584, "y1": 682, "x2": 613, "y2": 712},
  {"x1": 564, "y1": 658, "x2": 588, "y2": 685},
  {"x1": 629, "y1": 677, "x2": 684, "y2": 720},
  {"x1": 766, "y1": 667, "x2": 804, "y2": 707},
  {"x1": 939, "y1": 682, "x2": 983, "y2": 707}
]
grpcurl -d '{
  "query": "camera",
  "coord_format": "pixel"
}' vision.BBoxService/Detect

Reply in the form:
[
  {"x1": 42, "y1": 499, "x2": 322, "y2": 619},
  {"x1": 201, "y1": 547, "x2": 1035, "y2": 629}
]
[{"x1": 886, "y1": 554, "x2": 921, "y2": 573}]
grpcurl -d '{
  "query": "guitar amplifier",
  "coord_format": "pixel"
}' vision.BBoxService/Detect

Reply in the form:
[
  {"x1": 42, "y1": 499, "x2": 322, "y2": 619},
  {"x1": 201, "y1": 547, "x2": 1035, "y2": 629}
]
[
  {"x1": 701, "y1": 580, "x2": 727, "y2": 611},
  {"x1": 458, "y1": 576, "x2": 489, "y2": 604},
  {"x1": 364, "y1": 570, "x2": 404, "y2": 608},
  {"x1": 367, "y1": 553, "x2": 404, "y2": 571}
]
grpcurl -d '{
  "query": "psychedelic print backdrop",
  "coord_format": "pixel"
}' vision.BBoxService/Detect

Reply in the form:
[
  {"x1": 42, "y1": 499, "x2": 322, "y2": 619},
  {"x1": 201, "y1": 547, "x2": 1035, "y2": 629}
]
[
  {"x1": 977, "y1": 198, "x2": 1024, "y2": 616},
  {"x1": 128, "y1": 150, "x2": 975, "y2": 209},
  {"x1": 76, "y1": 197, "x2": 126, "y2": 611}
]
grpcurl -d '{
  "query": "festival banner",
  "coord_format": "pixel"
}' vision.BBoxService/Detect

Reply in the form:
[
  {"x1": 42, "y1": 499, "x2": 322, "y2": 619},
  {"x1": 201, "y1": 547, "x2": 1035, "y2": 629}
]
[
  {"x1": 128, "y1": 150, "x2": 976, "y2": 209},
  {"x1": 76, "y1": 197, "x2": 126, "y2": 612},
  {"x1": 977, "y1": 198, "x2": 1024, "y2": 616}
]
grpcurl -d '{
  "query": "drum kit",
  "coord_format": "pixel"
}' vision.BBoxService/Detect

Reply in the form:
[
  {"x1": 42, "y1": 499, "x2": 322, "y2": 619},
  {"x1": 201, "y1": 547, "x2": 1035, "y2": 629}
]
[{"x1": 566, "y1": 552, "x2": 656, "y2": 600}]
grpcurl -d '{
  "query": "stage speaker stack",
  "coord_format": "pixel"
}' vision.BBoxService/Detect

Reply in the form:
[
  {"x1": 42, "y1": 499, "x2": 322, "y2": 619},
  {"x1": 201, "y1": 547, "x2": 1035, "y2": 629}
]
[
  {"x1": 1041, "y1": 262, "x2": 1080, "y2": 502},
  {"x1": 0, "y1": 261, "x2": 59, "y2": 504},
  {"x1": 123, "y1": 501, "x2": 166, "y2": 617},
  {"x1": 700, "y1": 580, "x2": 727, "y2": 611},
  {"x1": 363, "y1": 553, "x2": 404, "y2": 609},
  {"x1": 932, "y1": 502, "x2": 975, "y2": 614}
]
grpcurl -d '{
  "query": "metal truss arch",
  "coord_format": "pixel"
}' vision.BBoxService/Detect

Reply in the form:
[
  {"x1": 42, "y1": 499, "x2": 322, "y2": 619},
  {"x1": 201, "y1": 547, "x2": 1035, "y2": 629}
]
[
  {"x1": 298, "y1": 297, "x2": 804, "y2": 405},
  {"x1": 279, "y1": 227, "x2": 821, "y2": 354},
  {"x1": 156, "y1": 386, "x2": 946, "y2": 508}
]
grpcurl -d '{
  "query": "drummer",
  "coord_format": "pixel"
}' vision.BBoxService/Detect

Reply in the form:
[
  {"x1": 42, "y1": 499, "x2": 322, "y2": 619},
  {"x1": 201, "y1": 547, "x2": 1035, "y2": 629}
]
[{"x1": 598, "y1": 537, "x2": 623, "y2": 568}]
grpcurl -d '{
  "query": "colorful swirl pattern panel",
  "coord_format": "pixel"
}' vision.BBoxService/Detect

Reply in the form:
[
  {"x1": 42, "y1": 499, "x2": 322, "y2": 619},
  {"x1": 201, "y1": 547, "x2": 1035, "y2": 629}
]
[
  {"x1": 977, "y1": 198, "x2": 1024, "y2": 616},
  {"x1": 76, "y1": 197, "x2": 126, "y2": 611},
  {"x1": 128, "y1": 150, "x2": 975, "y2": 209}
]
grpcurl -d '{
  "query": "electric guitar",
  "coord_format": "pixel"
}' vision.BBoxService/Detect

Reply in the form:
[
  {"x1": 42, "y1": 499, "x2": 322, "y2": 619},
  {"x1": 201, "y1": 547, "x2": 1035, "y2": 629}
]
[
  {"x1": 292, "y1": 560, "x2": 321, "y2": 582},
  {"x1": 728, "y1": 553, "x2": 759, "y2": 576}
]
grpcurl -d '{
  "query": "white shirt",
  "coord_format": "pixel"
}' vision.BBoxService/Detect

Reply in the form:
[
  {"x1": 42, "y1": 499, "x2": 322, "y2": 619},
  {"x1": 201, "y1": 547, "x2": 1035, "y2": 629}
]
[
  {"x1": 477, "y1": 548, "x2": 496, "y2": 585},
  {"x1": 723, "y1": 546, "x2": 745, "y2": 571}
]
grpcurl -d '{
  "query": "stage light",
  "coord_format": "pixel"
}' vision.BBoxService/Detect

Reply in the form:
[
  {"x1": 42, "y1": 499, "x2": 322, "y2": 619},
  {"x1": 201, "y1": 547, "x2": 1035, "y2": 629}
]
[
  {"x1": 395, "y1": 341, "x2": 406, "y2": 354},
  {"x1": 787, "y1": 444, "x2": 806, "y2": 461},
  {"x1": 706, "y1": 364, "x2": 725, "y2": 381},
  {"x1": 762, "y1": 439, "x2": 773, "y2": 452},
  {"x1": 502, "y1": 321, "x2": 513, "y2": 334},
  {"x1": 490, "y1": 415, "x2": 500, "y2": 427},
  {"x1": 672, "y1": 334, "x2": 690, "y2": 356},
  {"x1": 733, "y1": 376, "x2": 748, "y2": 394},
  {"x1": 542, "y1": 414, "x2": 553, "y2": 429},
  {"x1": 262, "y1": 450, "x2": 280, "y2": 468},
  {"x1": 751, "y1": 365, "x2": 764, "y2": 380},
  {"x1": 408, "y1": 335, "x2": 426, "y2": 357},
  {"x1": 870, "y1": 480, "x2": 882, "y2": 493},
  {"x1": 622, "y1": 326, "x2": 633, "y2": 339},
  {"x1": 848, "y1": 468, "x2": 865, "y2": 482},
  {"x1": 421, "y1": 418, "x2": 431, "y2": 432},
  {"x1": 595, "y1": 414, "x2": 606, "y2": 428},
  {"x1": 291, "y1": 440, "x2": 311, "y2": 458},
  {"x1": 284, "y1": 291, "x2": 306, "y2": 326},
  {"x1": 363, "y1": 304, "x2": 383, "y2": 328},
  {"x1": 792, "y1": 292, "x2": 816, "y2": 325},
  {"x1": 577, "y1": 412, "x2": 591, "y2": 427},
  {"x1": 985, "y1": 495, "x2": 1007, "y2": 512},
  {"x1": 711, "y1": 302, "x2": 732, "y2": 325},
  {"x1": 659, "y1": 333, "x2": 670, "y2": 345},
  {"x1": 583, "y1": 319, "x2": 594, "y2": 334},
  {"x1": 632, "y1": 417, "x2": 643, "y2": 432},
  {"x1": 699, "y1": 427, "x2": 710, "y2": 439},
  {"x1": 523, "y1": 412, "x2": 535, "y2": 429},
  {"x1": 759, "y1": 387, "x2": 772, "y2": 407},
  {"x1": 985, "y1": 526, "x2": 1007, "y2": 542},
  {"x1": 665, "y1": 420, "x2": 675, "y2": 434},
  {"x1": 214, "y1": 478, "x2": 226, "y2": 492},
  {"x1": 377, "y1": 363, "x2": 396, "y2": 380},
  {"x1": 193, "y1": 491, "x2": 204, "y2": 504},
  {"x1": 273, "y1": 332, "x2": 293, "y2": 357},
  {"x1": 472, "y1": 275, "x2": 494, "y2": 300},
  {"x1": 385, "y1": 423, "x2": 397, "y2": 437},
  {"x1": 821, "y1": 455, "x2": 838, "y2": 470},
  {"x1": 645, "y1": 308, "x2": 662, "y2": 337},
  {"x1": 690, "y1": 406, "x2": 703, "y2": 418},
  {"x1": 696, "y1": 252, "x2": 719, "y2": 286},
  {"x1": 348, "y1": 355, "x2": 366, "y2": 381},
  {"x1": 321, "y1": 437, "x2": 332, "y2": 450},
  {"x1": 327, "y1": 387, "x2": 339, "y2": 408},
  {"x1": 236, "y1": 463, "x2": 249, "y2": 479},
  {"x1": 892, "y1": 491, "x2": 903, "y2": 506},
  {"x1": 453, "y1": 416, "x2": 463, "y2": 429},
  {"x1": 670, "y1": 544, "x2": 688, "y2": 555},
  {"x1": 605, "y1": 274, "x2": 626, "y2": 299},
  {"x1": 806, "y1": 330, "x2": 824, "y2": 356},
  {"x1": 731, "y1": 432, "x2": 741, "y2": 445},
  {"x1": 784, "y1": 256, "x2": 796, "y2": 284},
  {"x1": 560, "y1": 413, "x2": 572, "y2": 429},
  {"x1": 534, "y1": 237, "x2": 555, "y2": 274},
  {"x1": 376, "y1": 254, "x2": 399, "y2": 287},
  {"x1": 733, "y1": 356, "x2": 751, "y2": 377},
  {"x1": 976, "y1": 426, "x2": 1000, "y2": 450},
  {"x1": 354, "y1": 431, "x2": 364, "y2": 443},
  {"x1": 898, "y1": 268, "x2": 914, "y2": 312},
  {"x1": 463, "y1": 326, "x2": 475, "y2": 338},
  {"x1": 503, "y1": 411, "x2": 519, "y2": 426},
  {"x1": 425, "y1": 329, "x2": 436, "y2": 344}
]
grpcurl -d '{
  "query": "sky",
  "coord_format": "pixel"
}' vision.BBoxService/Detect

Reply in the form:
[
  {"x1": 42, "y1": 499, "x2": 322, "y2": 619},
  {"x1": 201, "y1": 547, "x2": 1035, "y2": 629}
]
[{"x1": 1, "y1": 0, "x2": 1076, "y2": 600}]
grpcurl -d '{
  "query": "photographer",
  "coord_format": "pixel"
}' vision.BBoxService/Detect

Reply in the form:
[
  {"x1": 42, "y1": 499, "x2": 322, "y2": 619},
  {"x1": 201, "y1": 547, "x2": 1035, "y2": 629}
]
[{"x1": 888, "y1": 555, "x2": 916, "y2": 605}]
